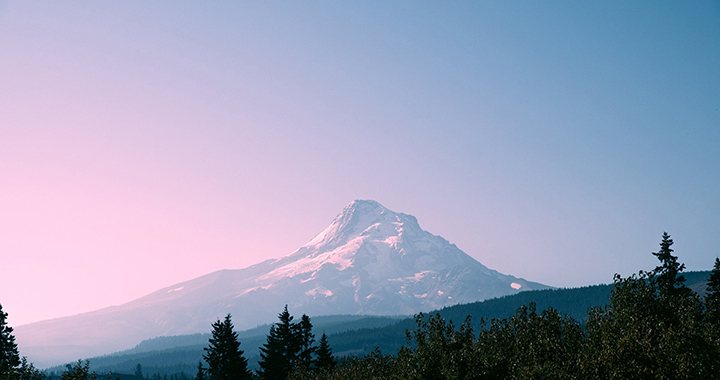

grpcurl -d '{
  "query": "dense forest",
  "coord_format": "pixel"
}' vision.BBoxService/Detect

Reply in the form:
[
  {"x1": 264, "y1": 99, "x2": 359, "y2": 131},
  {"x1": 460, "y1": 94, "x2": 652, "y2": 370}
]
[{"x1": 2, "y1": 233, "x2": 720, "y2": 379}]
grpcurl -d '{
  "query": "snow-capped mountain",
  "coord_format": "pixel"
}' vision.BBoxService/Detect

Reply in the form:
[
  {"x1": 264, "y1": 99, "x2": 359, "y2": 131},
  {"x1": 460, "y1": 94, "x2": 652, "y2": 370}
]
[{"x1": 15, "y1": 200, "x2": 548, "y2": 367}]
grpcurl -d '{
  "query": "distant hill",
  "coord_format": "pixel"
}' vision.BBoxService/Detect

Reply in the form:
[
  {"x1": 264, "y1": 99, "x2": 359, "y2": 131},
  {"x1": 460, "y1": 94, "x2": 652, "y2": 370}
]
[
  {"x1": 324, "y1": 283, "x2": 613, "y2": 358},
  {"x1": 44, "y1": 315, "x2": 407, "y2": 376},
  {"x1": 328, "y1": 270, "x2": 712, "y2": 358},
  {"x1": 48, "y1": 270, "x2": 711, "y2": 377},
  {"x1": 113, "y1": 314, "x2": 402, "y2": 357}
]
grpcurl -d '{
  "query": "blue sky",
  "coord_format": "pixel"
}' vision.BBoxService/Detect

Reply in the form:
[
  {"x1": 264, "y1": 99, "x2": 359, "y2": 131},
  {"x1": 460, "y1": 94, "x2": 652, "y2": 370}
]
[{"x1": 1, "y1": 1, "x2": 719, "y2": 326}]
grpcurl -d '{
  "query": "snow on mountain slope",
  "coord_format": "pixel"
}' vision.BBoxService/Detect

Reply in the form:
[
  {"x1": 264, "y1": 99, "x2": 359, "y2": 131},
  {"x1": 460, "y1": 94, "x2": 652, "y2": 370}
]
[{"x1": 14, "y1": 200, "x2": 549, "y2": 368}]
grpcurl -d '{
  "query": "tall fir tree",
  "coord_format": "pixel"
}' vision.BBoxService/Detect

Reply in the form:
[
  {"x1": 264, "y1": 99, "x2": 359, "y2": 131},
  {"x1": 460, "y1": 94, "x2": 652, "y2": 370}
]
[
  {"x1": 203, "y1": 314, "x2": 251, "y2": 380},
  {"x1": 314, "y1": 333, "x2": 335, "y2": 371},
  {"x1": 18, "y1": 357, "x2": 44, "y2": 380},
  {"x1": 707, "y1": 258, "x2": 720, "y2": 302},
  {"x1": 295, "y1": 314, "x2": 315, "y2": 371},
  {"x1": 581, "y1": 236, "x2": 712, "y2": 378},
  {"x1": 0, "y1": 303, "x2": 21, "y2": 376},
  {"x1": 705, "y1": 257, "x2": 720, "y2": 348},
  {"x1": 258, "y1": 305, "x2": 303, "y2": 380},
  {"x1": 194, "y1": 361, "x2": 206, "y2": 380},
  {"x1": 60, "y1": 360, "x2": 94, "y2": 380},
  {"x1": 652, "y1": 232, "x2": 687, "y2": 295}
]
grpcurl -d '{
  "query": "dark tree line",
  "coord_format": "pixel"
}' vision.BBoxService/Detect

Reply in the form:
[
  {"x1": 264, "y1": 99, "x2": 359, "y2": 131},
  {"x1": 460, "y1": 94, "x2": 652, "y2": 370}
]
[{"x1": 289, "y1": 233, "x2": 720, "y2": 379}]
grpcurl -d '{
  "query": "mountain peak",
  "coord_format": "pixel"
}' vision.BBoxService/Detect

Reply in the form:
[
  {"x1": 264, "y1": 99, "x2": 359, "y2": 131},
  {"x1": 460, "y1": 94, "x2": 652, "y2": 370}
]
[
  {"x1": 303, "y1": 200, "x2": 415, "y2": 251},
  {"x1": 348, "y1": 199, "x2": 383, "y2": 207},
  {"x1": 343, "y1": 199, "x2": 386, "y2": 216}
]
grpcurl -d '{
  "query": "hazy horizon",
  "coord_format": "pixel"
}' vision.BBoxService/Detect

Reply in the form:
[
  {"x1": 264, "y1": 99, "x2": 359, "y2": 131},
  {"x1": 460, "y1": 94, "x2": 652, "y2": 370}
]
[{"x1": 2, "y1": 1, "x2": 719, "y2": 327}]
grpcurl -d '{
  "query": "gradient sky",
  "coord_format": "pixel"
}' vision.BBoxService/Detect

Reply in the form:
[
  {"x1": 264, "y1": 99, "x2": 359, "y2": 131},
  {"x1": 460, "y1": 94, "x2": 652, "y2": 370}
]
[{"x1": 1, "y1": 1, "x2": 719, "y2": 327}]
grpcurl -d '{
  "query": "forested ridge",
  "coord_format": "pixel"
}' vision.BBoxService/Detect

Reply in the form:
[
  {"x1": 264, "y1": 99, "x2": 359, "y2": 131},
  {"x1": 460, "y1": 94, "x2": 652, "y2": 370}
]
[{"x1": 3, "y1": 233, "x2": 720, "y2": 379}]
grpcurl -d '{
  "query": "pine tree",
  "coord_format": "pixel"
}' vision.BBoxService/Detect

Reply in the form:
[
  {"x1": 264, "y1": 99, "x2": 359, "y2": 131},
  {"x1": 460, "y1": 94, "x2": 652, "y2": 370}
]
[
  {"x1": 258, "y1": 305, "x2": 300, "y2": 380},
  {"x1": 203, "y1": 314, "x2": 251, "y2": 380},
  {"x1": 0, "y1": 303, "x2": 21, "y2": 376},
  {"x1": 18, "y1": 357, "x2": 45, "y2": 380},
  {"x1": 705, "y1": 257, "x2": 720, "y2": 345},
  {"x1": 60, "y1": 360, "x2": 94, "y2": 380},
  {"x1": 707, "y1": 258, "x2": 720, "y2": 299},
  {"x1": 314, "y1": 333, "x2": 335, "y2": 371},
  {"x1": 295, "y1": 315, "x2": 315, "y2": 371},
  {"x1": 134, "y1": 364, "x2": 143, "y2": 379},
  {"x1": 193, "y1": 361, "x2": 205, "y2": 380},
  {"x1": 652, "y1": 232, "x2": 687, "y2": 295},
  {"x1": 581, "y1": 239, "x2": 713, "y2": 379}
]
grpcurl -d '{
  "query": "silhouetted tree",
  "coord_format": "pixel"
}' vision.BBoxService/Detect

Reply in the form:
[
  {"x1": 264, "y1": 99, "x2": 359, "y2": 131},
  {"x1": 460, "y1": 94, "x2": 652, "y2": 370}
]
[
  {"x1": 194, "y1": 361, "x2": 206, "y2": 380},
  {"x1": 314, "y1": 334, "x2": 335, "y2": 371},
  {"x1": 705, "y1": 257, "x2": 720, "y2": 373},
  {"x1": 203, "y1": 314, "x2": 251, "y2": 380},
  {"x1": 0, "y1": 305, "x2": 44, "y2": 380},
  {"x1": 60, "y1": 360, "x2": 95, "y2": 380},
  {"x1": 652, "y1": 232, "x2": 687, "y2": 295},
  {"x1": 258, "y1": 305, "x2": 299, "y2": 380},
  {"x1": 707, "y1": 257, "x2": 720, "y2": 309},
  {"x1": 0, "y1": 304, "x2": 21, "y2": 376},
  {"x1": 296, "y1": 315, "x2": 315, "y2": 371},
  {"x1": 581, "y1": 234, "x2": 712, "y2": 379},
  {"x1": 134, "y1": 364, "x2": 143, "y2": 379},
  {"x1": 17, "y1": 357, "x2": 44, "y2": 380}
]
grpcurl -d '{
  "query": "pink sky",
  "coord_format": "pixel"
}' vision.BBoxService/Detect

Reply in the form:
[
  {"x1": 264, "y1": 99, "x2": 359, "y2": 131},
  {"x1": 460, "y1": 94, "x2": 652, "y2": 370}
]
[{"x1": 1, "y1": 2, "x2": 718, "y2": 327}]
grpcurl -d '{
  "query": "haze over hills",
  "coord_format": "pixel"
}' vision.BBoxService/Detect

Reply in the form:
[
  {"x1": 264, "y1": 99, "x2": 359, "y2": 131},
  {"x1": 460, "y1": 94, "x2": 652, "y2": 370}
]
[
  {"x1": 15, "y1": 200, "x2": 548, "y2": 368},
  {"x1": 57, "y1": 271, "x2": 713, "y2": 377}
]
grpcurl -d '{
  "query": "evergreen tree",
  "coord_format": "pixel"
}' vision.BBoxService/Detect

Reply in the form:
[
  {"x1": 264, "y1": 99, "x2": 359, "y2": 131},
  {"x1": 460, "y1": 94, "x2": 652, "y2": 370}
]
[
  {"x1": 203, "y1": 314, "x2": 251, "y2": 380},
  {"x1": 134, "y1": 364, "x2": 143, "y2": 379},
  {"x1": 652, "y1": 232, "x2": 687, "y2": 295},
  {"x1": 581, "y1": 236, "x2": 713, "y2": 379},
  {"x1": 295, "y1": 315, "x2": 315, "y2": 371},
  {"x1": 707, "y1": 257, "x2": 720, "y2": 326},
  {"x1": 18, "y1": 357, "x2": 44, "y2": 380},
  {"x1": 60, "y1": 360, "x2": 95, "y2": 380},
  {"x1": 707, "y1": 257, "x2": 720, "y2": 303},
  {"x1": 0, "y1": 303, "x2": 21, "y2": 376},
  {"x1": 705, "y1": 257, "x2": 720, "y2": 362},
  {"x1": 193, "y1": 361, "x2": 205, "y2": 380},
  {"x1": 258, "y1": 305, "x2": 301, "y2": 380},
  {"x1": 314, "y1": 334, "x2": 335, "y2": 371},
  {"x1": 582, "y1": 271, "x2": 712, "y2": 378}
]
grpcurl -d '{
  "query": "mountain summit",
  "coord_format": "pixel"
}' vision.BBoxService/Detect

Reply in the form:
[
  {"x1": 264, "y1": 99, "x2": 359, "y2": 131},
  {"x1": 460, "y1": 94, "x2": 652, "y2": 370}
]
[
  {"x1": 15, "y1": 200, "x2": 548, "y2": 367},
  {"x1": 259, "y1": 199, "x2": 546, "y2": 316}
]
